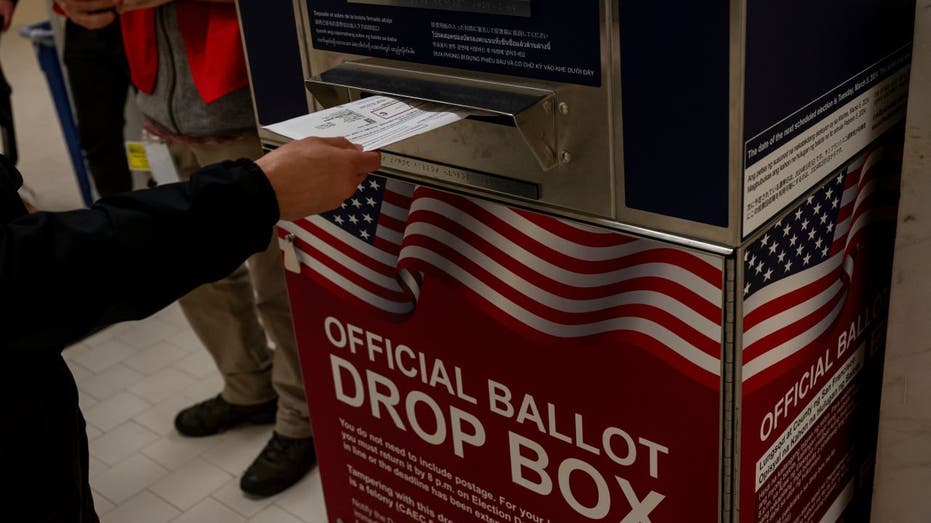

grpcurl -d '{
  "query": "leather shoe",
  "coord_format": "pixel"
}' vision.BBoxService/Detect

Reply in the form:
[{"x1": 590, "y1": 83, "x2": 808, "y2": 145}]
[
  {"x1": 240, "y1": 432, "x2": 317, "y2": 497},
  {"x1": 174, "y1": 394, "x2": 277, "y2": 437}
]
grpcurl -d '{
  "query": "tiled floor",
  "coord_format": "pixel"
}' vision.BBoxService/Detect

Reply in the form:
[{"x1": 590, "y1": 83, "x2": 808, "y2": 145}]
[{"x1": 65, "y1": 305, "x2": 329, "y2": 523}]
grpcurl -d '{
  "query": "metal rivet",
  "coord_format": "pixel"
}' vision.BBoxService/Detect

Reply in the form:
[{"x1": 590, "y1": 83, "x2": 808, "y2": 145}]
[
  {"x1": 560, "y1": 151, "x2": 572, "y2": 164},
  {"x1": 543, "y1": 100, "x2": 553, "y2": 113},
  {"x1": 558, "y1": 102, "x2": 569, "y2": 115}
]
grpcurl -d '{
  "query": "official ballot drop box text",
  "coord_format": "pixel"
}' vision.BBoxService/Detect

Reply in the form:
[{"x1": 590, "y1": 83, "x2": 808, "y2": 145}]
[{"x1": 235, "y1": 0, "x2": 914, "y2": 520}]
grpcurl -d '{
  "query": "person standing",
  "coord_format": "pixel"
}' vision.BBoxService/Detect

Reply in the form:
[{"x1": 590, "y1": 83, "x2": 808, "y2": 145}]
[
  {"x1": 62, "y1": 0, "x2": 318, "y2": 496},
  {"x1": 55, "y1": 0, "x2": 134, "y2": 197},
  {"x1": 0, "y1": 136, "x2": 379, "y2": 523}
]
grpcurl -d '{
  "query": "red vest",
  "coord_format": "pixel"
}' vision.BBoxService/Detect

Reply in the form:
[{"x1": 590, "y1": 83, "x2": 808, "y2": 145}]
[{"x1": 120, "y1": 1, "x2": 249, "y2": 104}]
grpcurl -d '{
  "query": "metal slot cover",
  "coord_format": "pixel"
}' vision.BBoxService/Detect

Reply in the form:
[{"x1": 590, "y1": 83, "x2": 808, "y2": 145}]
[{"x1": 306, "y1": 61, "x2": 558, "y2": 169}]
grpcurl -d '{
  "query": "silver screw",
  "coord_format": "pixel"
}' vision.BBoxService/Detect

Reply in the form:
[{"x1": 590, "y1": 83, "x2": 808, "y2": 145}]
[
  {"x1": 558, "y1": 102, "x2": 569, "y2": 115},
  {"x1": 560, "y1": 151, "x2": 572, "y2": 164}
]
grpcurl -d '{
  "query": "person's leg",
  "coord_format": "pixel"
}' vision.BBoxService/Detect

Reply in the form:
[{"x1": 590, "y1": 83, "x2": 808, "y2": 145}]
[
  {"x1": 62, "y1": 20, "x2": 133, "y2": 198},
  {"x1": 177, "y1": 267, "x2": 276, "y2": 406},
  {"x1": 237, "y1": 267, "x2": 316, "y2": 496},
  {"x1": 249, "y1": 238, "x2": 312, "y2": 439},
  {"x1": 171, "y1": 139, "x2": 277, "y2": 436},
  {"x1": 189, "y1": 135, "x2": 309, "y2": 437},
  {"x1": 191, "y1": 135, "x2": 316, "y2": 495}
]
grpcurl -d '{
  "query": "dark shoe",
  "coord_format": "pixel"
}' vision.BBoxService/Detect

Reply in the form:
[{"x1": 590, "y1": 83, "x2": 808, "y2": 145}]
[
  {"x1": 240, "y1": 432, "x2": 317, "y2": 497},
  {"x1": 174, "y1": 394, "x2": 277, "y2": 437}
]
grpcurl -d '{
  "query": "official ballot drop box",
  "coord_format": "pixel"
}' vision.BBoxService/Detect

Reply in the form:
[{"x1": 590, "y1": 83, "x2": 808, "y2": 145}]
[{"x1": 235, "y1": 0, "x2": 914, "y2": 521}]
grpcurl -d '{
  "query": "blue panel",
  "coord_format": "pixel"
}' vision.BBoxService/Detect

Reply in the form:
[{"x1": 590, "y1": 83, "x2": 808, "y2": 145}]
[
  {"x1": 744, "y1": 0, "x2": 914, "y2": 143},
  {"x1": 618, "y1": 0, "x2": 731, "y2": 227},
  {"x1": 238, "y1": 0, "x2": 309, "y2": 126}
]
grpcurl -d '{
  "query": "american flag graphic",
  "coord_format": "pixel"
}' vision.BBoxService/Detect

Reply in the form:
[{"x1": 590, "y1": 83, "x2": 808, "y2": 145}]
[
  {"x1": 281, "y1": 176, "x2": 725, "y2": 388},
  {"x1": 278, "y1": 176, "x2": 419, "y2": 316},
  {"x1": 742, "y1": 147, "x2": 900, "y2": 385}
]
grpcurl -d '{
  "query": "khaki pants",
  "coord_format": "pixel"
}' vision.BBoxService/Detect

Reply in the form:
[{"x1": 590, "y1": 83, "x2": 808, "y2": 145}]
[{"x1": 171, "y1": 134, "x2": 310, "y2": 438}]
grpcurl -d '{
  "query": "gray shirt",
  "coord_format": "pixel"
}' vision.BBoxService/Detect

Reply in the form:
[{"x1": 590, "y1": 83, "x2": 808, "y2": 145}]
[{"x1": 135, "y1": 3, "x2": 256, "y2": 139}]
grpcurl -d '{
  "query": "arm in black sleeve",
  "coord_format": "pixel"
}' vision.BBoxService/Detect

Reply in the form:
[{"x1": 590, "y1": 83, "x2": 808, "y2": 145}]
[{"x1": 0, "y1": 159, "x2": 280, "y2": 351}]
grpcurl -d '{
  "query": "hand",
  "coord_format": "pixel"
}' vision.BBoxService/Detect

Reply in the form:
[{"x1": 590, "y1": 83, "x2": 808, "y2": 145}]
[
  {"x1": 56, "y1": 0, "x2": 120, "y2": 29},
  {"x1": 0, "y1": 0, "x2": 15, "y2": 32},
  {"x1": 256, "y1": 137, "x2": 381, "y2": 221}
]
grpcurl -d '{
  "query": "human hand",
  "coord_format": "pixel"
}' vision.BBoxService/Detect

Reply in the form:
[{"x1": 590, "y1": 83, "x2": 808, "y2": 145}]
[
  {"x1": 56, "y1": 0, "x2": 119, "y2": 29},
  {"x1": 0, "y1": 0, "x2": 15, "y2": 32},
  {"x1": 256, "y1": 137, "x2": 381, "y2": 221}
]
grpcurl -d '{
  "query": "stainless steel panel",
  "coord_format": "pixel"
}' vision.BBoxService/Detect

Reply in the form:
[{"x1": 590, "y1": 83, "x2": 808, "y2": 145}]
[
  {"x1": 306, "y1": 60, "x2": 559, "y2": 170},
  {"x1": 722, "y1": 253, "x2": 742, "y2": 523},
  {"x1": 299, "y1": 1, "x2": 617, "y2": 222}
]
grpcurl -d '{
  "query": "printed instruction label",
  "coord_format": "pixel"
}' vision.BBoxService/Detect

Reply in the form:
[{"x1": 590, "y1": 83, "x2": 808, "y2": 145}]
[
  {"x1": 742, "y1": 53, "x2": 909, "y2": 236},
  {"x1": 754, "y1": 342, "x2": 864, "y2": 492},
  {"x1": 308, "y1": 1, "x2": 602, "y2": 87}
]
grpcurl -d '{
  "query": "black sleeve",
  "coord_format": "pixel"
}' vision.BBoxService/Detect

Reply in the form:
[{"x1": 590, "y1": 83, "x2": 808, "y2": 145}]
[{"x1": 0, "y1": 159, "x2": 281, "y2": 352}]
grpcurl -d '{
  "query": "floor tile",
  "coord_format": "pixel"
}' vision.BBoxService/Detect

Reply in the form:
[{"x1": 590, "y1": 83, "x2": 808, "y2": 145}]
[
  {"x1": 247, "y1": 505, "x2": 304, "y2": 523},
  {"x1": 149, "y1": 458, "x2": 232, "y2": 511},
  {"x1": 84, "y1": 392, "x2": 152, "y2": 432},
  {"x1": 90, "y1": 421, "x2": 160, "y2": 466},
  {"x1": 80, "y1": 364, "x2": 145, "y2": 401},
  {"x1": 117, "y1": 317, "x2": 179, "y2": 349},
  {"x1": 182, "y1": 373, "x2": 224, "y2": 402},
  {"x1": 100, "y1": 491, "x2": 180, "y2": 523},
  {"x1": 142, "y1": 430, "x2": 224, "y2": 470},
  {"x1": 80, "y1": 326, "x2": 121, "y2": 347},
  {"x1": 86, "y1": 424, "x2": 103, "y2": 441},
  {"x1": 63, "y1": 342, "x2": 93, "y2": 363},
  {"x1": 66, "y1": 360, "x2": 95, "y2": 383},
  {"x1": 201, "y1": 425, "x2": 271, "y2": 476},
  {"x1": 174, "y1": 350, "x2": 218, "y2": 379},
  {"x1": 167, "y1": 328, "x2": 207, "y2": 354},
  {"x1": 170, "y1": 497, "x2": 245, "y2": 523},
  {"x1": 88, "y1": 456, "x2": 109, "y2": 480},
  {"x1": 92, "y1": 490, "x2": 114, "y2": 516},
  {"x1": 79, "y1": 391, "x2": 99, "y2": 411},
  {"x1": 72, "y1": 339, "x2": 138, "y2": 373},
  {"x1": 273, "y1": 470, "x2": 326, "y2": 523},
  {"x1": 154, "y1": 302, "x2": 190, "y2": 329},
  {"x1": 129, "y1": 367, "x2": 197, "y2": 404},
  {"x1": 134, "y1": 393, "x2": 198, "y2": 436},
  {"x1": 92, "y1": 454, "x2": 168, "y2": 504},
  {"x1": 107, "y1": 322, "x2": 135, "y2": 336},
  {"x1": 124, "y1": 341, "x2": 190, "y2": 375},
  {"x1": 211, "y1": 479, "x2": 275, "y2": 518}
]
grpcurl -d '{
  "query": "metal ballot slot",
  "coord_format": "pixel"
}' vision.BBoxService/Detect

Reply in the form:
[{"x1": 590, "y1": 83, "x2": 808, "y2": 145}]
[
  {"x1": 306, "y1": 60, "x2": 559, "y2": 171},
  {"x1": 296, "y1": 0, "x2": 617, "y2": 225}
]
